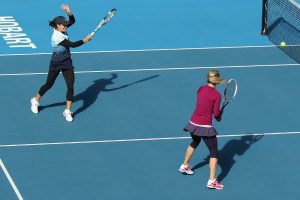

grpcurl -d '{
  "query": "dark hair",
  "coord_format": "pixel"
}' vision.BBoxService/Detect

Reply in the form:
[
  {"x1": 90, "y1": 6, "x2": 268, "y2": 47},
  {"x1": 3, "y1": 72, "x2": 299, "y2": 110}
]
[{"x1": 49, "y1": 20, "x2": 57, "y2": 28}]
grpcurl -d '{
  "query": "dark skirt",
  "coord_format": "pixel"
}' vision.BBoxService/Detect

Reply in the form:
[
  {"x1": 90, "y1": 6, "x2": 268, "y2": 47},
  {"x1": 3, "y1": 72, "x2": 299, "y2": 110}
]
[
  {"x1": 49, "y1": 58, "x2": 74, "y2": 71},
  {"x1": 183, "y1": 122, "x2": 218, "y2": 137}
]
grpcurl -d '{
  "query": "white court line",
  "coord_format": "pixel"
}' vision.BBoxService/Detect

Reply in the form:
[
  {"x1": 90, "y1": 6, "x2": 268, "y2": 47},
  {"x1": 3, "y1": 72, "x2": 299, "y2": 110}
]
[
  {"x1": 0, "y1": 159, "x2": 24, "y2": 200},
  {"x1": 0, "y1": 131, "x2": 299, "y2": 148},
  {"x1": 0, "y1": 63, "x2": 299, "y2": 77},
  {"x1": 0, "y1": 45, "x2": 277, "y2": 57}
]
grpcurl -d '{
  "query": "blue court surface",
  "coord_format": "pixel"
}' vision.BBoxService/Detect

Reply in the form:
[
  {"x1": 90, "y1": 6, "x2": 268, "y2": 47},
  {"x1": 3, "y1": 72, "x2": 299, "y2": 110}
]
[{"x1": 0, "y1": 0, "x2": 300, "y2": 200}]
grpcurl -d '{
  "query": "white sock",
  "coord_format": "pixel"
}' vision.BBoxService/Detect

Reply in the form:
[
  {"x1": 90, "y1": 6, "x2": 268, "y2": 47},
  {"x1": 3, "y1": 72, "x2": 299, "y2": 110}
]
[{"x1": 208, "y1": 179, "x2": 216, "y2": 184}]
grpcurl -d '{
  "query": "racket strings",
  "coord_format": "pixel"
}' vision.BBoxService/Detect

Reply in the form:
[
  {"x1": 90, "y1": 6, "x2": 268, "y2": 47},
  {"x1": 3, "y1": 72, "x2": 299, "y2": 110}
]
[
  {"x1": 224, "y1": 80, "x2": 237, "y2": 102},
  {"x1": 106, "y1": 10, "x2": 116, "y2": 20}
]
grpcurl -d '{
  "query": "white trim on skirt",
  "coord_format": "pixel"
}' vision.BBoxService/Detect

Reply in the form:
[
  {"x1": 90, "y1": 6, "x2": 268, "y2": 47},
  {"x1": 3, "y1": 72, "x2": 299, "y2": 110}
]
[{"x1": 189, "y1": 121, "x2": 213, "y2": 128}]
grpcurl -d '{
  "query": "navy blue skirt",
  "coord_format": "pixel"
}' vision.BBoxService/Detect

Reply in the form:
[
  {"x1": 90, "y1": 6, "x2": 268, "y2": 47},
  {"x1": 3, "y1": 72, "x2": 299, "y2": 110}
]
[
  {"x1": 49, "y1": 58, "x2": 74, "y2": 71},
  {"x1": 183, "y1": 122, "x2": 218, "y2": 137}
]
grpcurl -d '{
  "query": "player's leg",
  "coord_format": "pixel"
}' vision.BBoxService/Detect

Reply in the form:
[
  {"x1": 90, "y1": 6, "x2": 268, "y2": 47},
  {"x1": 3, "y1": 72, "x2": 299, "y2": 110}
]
[
  {"x1": 203, "y1": 136, "x2": 223, "y2": 189},
  {"x1": 31, "y1": 70, "x2": 60, "y2": 113},
  {"x1": 62, "y1": 69, "x2": 75, "y2": 121},
  {"x1": 179, "y1": 134, "x2": 201, "y2": 175}
]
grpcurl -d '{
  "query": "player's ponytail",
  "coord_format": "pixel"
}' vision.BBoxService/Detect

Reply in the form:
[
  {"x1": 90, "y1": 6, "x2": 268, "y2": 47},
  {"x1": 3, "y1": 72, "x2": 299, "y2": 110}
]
[
  {"x1": 207, "y1": 70, "x2": 224, "y2": 85},
  {"x1": 49, "y1": 20, "x2": 57, "y2": 28}
]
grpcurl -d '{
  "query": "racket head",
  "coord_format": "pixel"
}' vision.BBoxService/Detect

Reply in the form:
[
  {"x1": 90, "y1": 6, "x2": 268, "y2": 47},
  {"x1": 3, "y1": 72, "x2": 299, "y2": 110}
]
[
  {"x1": 223, "y1": 79, "x2": 238, "y2": 103},
  {"x1": 100, "y1": 8, "x2": 116, "y2": 26},
  {"x1": 91, "y1": 8, "x2": 116, "y2": 35}
]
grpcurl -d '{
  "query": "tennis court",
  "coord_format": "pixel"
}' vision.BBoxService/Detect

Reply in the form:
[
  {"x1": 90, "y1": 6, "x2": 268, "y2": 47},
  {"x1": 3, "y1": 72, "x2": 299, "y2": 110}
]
[{"x1": 0, "y1": 0, "x2": 300, "y2": 200}]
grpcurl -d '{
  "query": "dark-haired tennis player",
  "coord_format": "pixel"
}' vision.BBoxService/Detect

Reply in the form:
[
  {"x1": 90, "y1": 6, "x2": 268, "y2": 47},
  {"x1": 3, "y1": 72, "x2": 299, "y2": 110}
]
[
  {"x1": 30, "y1": 4, "x2": 92, "y2": 122},
  {"x1": 179, "y1": 70, "x2": 224, "y2": 190}
]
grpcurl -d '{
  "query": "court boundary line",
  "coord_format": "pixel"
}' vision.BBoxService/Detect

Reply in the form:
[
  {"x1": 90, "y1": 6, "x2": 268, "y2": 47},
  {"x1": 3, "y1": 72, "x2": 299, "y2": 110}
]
[
  {"x1": 0, "y1": 63, "x2": 299, "y2": 77},
  {"x1": 0, "y1": 159, "x2": 24, "y2": 200},
  {"x1": 0, "y1": 131, "x2": 299, "y2": 148},
  {"x1": 0, "y1": 45, "x2": 278, "y2": 57}
]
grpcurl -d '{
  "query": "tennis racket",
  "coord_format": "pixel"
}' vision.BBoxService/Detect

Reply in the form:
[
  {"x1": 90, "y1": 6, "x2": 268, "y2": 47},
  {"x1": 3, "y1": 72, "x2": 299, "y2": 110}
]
[
  {"x1": 221, "y1": 79, "x2": 238, "y2": 111},
  {"x1": 91, "y1": 8, "x2": 116, "y2": 36}
]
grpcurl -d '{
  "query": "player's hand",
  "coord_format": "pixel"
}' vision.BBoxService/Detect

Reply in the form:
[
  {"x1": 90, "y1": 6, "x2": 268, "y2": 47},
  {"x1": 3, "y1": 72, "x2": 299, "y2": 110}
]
[
  {"x1": 216, "y1": 110, "x2": 223, "y2": 121},
  {"x1": 61, "y1": 4, "x2": 72, "y2": 16},
  {"x1": 83, "y1": 34, "x2": 93, "y2": 43}
]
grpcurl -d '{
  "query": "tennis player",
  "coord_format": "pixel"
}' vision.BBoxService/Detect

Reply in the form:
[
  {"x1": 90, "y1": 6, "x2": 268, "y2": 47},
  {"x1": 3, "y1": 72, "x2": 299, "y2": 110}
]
[
  {"x1": 30, "y1": 4, "x2": 93, "y2": 122},
  {"x1": 179, "y1": 70, "x2": 224, "y2": 190}
]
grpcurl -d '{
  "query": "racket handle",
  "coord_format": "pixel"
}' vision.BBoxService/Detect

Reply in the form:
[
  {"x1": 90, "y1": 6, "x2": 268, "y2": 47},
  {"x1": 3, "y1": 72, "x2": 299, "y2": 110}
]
[
  {"x1": 221, "y1": 102, "x2": 229, "y2": 111},
  {"x1": 91, "y1": 31, "x2": 95, "y2": 36},
  {"x1": 221, "y1": 105, "x2": 224, "y2": 111}
]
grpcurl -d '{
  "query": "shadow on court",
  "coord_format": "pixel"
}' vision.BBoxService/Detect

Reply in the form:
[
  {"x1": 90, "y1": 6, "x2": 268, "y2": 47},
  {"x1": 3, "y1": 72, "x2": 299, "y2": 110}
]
[
  {"x1": 39, "y1": 73, "x2": 159, "y2": 116},
  {"x1": 192, "y1": 134, "x2": 264, "y2": 181}
]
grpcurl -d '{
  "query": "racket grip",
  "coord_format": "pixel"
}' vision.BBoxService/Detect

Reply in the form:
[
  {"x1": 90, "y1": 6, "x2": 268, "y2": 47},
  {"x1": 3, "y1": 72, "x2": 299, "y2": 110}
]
[
  {"x1": 220, "y1": 104, "x2": 224, "y2": 111},
  {"x1": 91, "y1": 32, "x2": 95, "y2": 36}
]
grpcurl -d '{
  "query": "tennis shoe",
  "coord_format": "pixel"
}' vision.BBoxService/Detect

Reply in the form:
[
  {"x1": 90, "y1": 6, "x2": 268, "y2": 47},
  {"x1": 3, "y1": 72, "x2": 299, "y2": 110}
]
[
  {"x1": 207, "y1": 179, "x2": 224, "y2": 190},
  {"x1": 179, "y1": 164, "x2": 194, "y2": 175},
  {"x1": 31, "y1": 97, "x2": 39, "y2": 114},
  {"x1": 63, "y1": 109, "x2": 73, "y2": 122}
]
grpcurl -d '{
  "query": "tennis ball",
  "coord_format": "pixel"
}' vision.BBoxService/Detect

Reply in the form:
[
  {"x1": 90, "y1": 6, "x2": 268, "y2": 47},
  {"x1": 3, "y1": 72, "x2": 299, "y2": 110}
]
[{"x1": 280, "y1": 42, "x2": 286, "y2": 47}]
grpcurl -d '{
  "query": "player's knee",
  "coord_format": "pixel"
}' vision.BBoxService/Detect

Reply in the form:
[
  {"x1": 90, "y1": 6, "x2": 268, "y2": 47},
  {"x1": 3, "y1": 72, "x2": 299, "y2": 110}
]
[
  {"x1": 190, "y1": 141, "x2": 200, "y2": 149},
  {"x1": 209, "y1": 150, "x2": 218, "y2": 159},
  {"x1": 45, "y1": 81, "x2": 55, "y2": 89}
]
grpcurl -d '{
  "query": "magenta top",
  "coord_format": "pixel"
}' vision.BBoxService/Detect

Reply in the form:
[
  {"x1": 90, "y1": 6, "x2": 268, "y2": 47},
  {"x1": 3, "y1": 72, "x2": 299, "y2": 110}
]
[{"x1": 190, "y1": 85, "x2": 222, "y2": 126}]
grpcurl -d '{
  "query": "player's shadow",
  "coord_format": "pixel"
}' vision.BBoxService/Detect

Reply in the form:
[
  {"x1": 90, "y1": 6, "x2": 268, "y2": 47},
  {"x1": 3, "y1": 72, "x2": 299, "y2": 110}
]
[
  {"x1": 39, "y1": 73, "x2": 159, "y2": 116},
  {"x1": 192, "y1": 134, "x2": 264, "y2": 181}
]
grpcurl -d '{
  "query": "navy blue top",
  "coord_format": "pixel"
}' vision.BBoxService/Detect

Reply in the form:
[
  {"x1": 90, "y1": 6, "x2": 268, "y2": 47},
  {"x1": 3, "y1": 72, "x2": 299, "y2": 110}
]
[{"x1": 49, "y1": 15, "x2": 84, "y2": 71}]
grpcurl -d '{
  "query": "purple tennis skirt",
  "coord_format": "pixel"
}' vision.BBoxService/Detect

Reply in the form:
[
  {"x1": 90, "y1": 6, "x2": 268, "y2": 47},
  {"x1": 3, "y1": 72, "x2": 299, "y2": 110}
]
[{"x1": 183, "y1": 122, "x2": 218, "y2": 137}]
